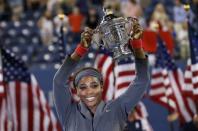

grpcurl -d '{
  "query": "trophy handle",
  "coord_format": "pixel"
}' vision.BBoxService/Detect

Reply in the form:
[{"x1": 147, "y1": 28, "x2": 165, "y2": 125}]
[
  {"x1": 125, "y1": 17, "x2": 139, "y2": 40},
  {"x1": 93, "y1": 26, "x2": 99, "y2": 34},
  {"x1": 123, "y1": 17, "x2": 132, "y2": 40},
  {"x1": 92, "y1": 26, "x2": 104, "y2": 49}
]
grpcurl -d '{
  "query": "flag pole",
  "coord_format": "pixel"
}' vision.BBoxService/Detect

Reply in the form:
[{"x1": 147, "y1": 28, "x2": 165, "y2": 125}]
[
  {"x1": 166, "y1": 97, "x2": 175, "y2": 131},
  {"x1": 183, "y1": 2, "x2": 191, "y2": 50},
  {"x1": 57, "y1": 14, "x2": 66, "y2": 63}
]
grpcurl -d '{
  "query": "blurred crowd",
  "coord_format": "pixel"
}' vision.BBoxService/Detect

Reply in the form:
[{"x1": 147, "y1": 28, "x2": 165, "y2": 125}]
[{"x1": 0, "y1": 0, "x2": 198, "y2": 66}]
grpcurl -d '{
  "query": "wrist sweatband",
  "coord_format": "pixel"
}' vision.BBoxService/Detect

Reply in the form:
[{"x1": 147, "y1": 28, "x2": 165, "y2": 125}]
[
  {"x1": 129, "y1": 39, "x2": 142, "y2": 49},
  {"x1": 74, "y1": 44, "x2": 88, "y2": 57}
]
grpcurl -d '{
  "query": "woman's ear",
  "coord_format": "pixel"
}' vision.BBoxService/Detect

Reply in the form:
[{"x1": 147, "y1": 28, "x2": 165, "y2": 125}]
[
  {"x1": 76, "y1": 88, "x2": 80, "y2": 95},
  {"x1": 100, "y1": 81, "x2": 104, "y2": 88}
]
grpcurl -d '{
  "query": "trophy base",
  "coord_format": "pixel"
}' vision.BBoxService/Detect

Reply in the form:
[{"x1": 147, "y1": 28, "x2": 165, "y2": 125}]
[{"x1": 113, "y1": 45, "x2": 132, "y2": 60}]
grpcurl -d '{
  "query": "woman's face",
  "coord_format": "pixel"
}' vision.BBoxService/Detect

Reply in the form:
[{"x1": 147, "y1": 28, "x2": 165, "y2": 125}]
[{"x1": 77, "y1": 76, "x2": 103, "y2": 111}]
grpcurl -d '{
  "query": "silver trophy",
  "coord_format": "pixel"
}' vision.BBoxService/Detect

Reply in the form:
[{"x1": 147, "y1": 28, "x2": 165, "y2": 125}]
[{"x1": 93, "y1": 8, "x2": 136, "y2": 59}]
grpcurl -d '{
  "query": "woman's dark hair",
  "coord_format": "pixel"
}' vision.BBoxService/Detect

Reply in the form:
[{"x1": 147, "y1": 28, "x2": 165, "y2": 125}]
[{"x1": 130, "y1": 0, "x2": 137, "y2": 4}]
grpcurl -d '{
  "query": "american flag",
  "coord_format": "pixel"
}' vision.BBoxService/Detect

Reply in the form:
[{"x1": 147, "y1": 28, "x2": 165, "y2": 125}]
[
  {"x1": 0, "y1": 48, "x2": 61, "y2": 131},
  {"x1": 184, "y1": 23, "x2": 198, "y2": 99},
  {"x1": 149, "y1": 36, "x2": 196, "y2": 124},
  {"x1": 94, "y1": 52, "x2": 115, "y2": 101},
  {"x1": 149, "y1": 37, "x2": 176, "y2": 112},
  {"x1": 114, "y1": 57, "x2": 135, "y2": 98}
]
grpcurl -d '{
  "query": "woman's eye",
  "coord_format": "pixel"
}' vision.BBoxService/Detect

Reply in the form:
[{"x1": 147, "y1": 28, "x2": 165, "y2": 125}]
[
  {"x1": 91, "y1": 84, "x2": 99, "y2": 89},
  {"x1": 79, "y1": 86, "x2": 87, "y2": 90}
]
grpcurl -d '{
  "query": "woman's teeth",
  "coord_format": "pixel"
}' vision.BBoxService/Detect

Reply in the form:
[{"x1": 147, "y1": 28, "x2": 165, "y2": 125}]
[{"x1": 86, "y1": 97, "x2": 95, "y2": 101}]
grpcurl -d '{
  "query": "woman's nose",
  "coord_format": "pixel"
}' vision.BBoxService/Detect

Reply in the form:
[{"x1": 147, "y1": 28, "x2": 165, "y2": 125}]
[{"x1": 85, "y1": 87, "x2": 94, "y2": 95}]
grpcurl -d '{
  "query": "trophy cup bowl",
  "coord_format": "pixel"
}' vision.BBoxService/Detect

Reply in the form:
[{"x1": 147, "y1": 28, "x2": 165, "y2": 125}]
[{"x1": 92, "y1": 8, "x2": 135, "y2": 59}]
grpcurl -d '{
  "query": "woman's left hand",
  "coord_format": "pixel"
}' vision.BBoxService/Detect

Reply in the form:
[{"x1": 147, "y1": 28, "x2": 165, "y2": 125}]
[{"x1": 129, "y1": 18, "x2": 144, "y2": 40}]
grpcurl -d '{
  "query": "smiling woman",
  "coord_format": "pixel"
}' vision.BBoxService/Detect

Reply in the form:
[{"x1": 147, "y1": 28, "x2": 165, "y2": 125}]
[
  {"x1": 77, "y1": 75, "x2": 103, "y2": 114},
  {"x1": 53, "y1": 23, "x2": 150, "y2": 131}
]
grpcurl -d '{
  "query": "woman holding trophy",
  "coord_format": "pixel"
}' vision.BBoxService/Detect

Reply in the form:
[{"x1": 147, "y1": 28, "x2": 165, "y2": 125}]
[{"x1": 53, "y1": 11, "x2": 150, "y2": 131}]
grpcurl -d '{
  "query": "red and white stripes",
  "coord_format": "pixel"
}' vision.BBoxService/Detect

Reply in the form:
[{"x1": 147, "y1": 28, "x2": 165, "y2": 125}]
[
  {"x1": 114, "y1": 61, "x2": 135, "y2": 98},
  {"x1": 94, "y1": 54, "x2": 115, "y2": 101},
  {"x1": 184, "y1": 59, "x2": 198, "y2": 99},
  {"x1": 149, "y1": 68, "x2": 176, "y2": 112},
  {"x1": 0, "y1": 75, "x2": 61, "y2": 131},
  {"x1": 149, "y1": 65, "x2": 196, "y2": 124}
]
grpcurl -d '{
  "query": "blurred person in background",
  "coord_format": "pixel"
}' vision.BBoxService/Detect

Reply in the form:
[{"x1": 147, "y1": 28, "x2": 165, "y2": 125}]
[
  {"x1": 88, "y1": 0, "x2": 104, "y2": 19},
  {"x1": 138, "y1": 0, "x2": 151, "y2": 12},
  {"x1": 7, "y1": 0, "x2": 23, "y2": 21},
  {"x1": 149, "y1": 3, "x2": 173, "y2": 32},
  {"x1": 53, "y1": 7, "x2": 69, "y2": 35},
  {"x1": 85, "y1": 6, "x2": 100, "y2": 29},
  {"x1": 47, "y1": 0, "x2": 62, "y2": 13},
  {"x1": 120, "y1": 0, "x2": 146, "y2": 27},
  {"x1": 173, "y1": 0, "x2": 189, "y2": 59},
  {"x1": 176, "y1": 22, "x2": 189, "y2": 59},
  {"x1": 173, "y1": 0, "x2": 187, "y2": 23},
  {"x1": 0, "y1": 0, "x2": 11, "y2": 21},
  {"x1": 23, "y1": 0, "x2": 46, "y2": 20},
  {"x1": 75, "y1": 0, "x2": 89, "y2": 15},
  {"x1": 120, "y1": 0, "x2": 142, "y2": 18},
  {"x1": 53, "y1": 19, "x2": 150, "y2": 131},
  {"x1": 61, "y1": 0, "x2": 77, "y2": 15},
  {"x1": 68, "y1": 6, "x2": 84, "y2": 44},
  {"x1": 11, "y1": 4, "x2": 23, "y2": 21},
  {"x1": 38, "y1": 10, "x2": 54, "y2": 46}
]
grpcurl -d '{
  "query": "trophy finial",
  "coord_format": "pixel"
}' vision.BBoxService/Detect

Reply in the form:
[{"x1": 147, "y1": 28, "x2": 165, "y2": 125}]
[
  {"x1": 103, "y1": 6, "x2": 116, "y2": 21},
  {"x1": 103, "y1": 6, "x2": 113, "y2": 16},
  {"x1": 58, "y1": 14, "x2": 65, "y2": 21},
  {"x1": 183, "y1": 4, "x2": 190, "y2": 12}
]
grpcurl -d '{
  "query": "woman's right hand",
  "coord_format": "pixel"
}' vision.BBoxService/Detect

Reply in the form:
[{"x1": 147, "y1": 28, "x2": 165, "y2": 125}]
[
  {"x1": 80, "y1": 27, "x2": 94, "y2": 48},
  {"x1": 71, "y1": 27, "x2": 94, "y2": 61}
]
